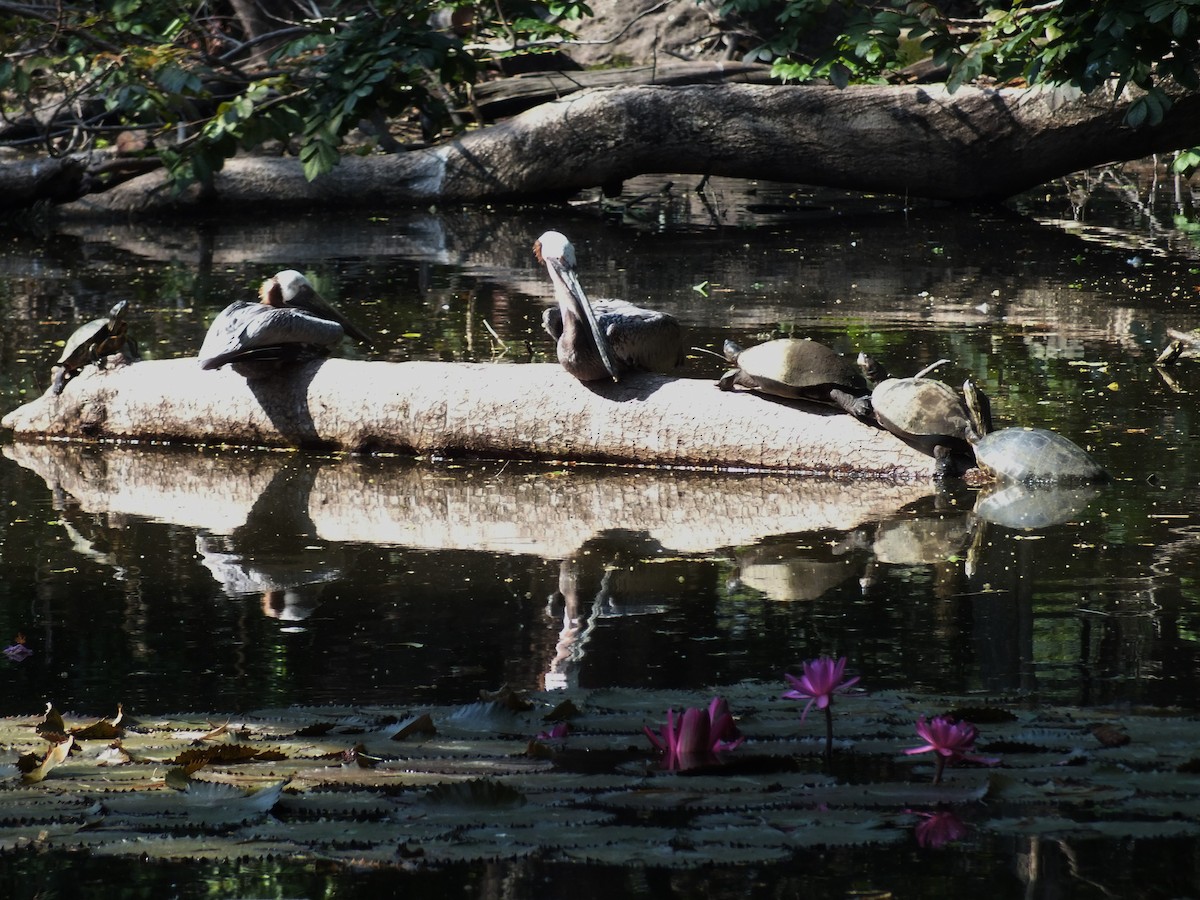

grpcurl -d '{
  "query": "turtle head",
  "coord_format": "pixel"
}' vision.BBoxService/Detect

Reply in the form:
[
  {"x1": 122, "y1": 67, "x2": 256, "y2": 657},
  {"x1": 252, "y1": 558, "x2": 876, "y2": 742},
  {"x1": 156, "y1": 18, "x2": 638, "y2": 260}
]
[
  {"x1": 722, "y1": 340, "x2": 743, "y2": 363},
  {"x1": 108, "y1": 300, "x2": 129, "y2": 319},
  {"x1": 857, "y1": 352, "x2": 887, "y2": 384},
  {"x1": 962, "y1": 377, "x2": 993, "y2": 439}
]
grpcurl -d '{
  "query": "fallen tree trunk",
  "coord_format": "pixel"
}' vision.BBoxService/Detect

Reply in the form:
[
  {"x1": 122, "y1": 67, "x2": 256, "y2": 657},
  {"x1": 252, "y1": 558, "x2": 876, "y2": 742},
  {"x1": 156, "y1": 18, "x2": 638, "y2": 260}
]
[
  {"x1": 0, "y1": 358, "x2": 934, "y2": 478},
  {"x1": 56, "y1": 82, "x2": 1200, "y2": 216}
]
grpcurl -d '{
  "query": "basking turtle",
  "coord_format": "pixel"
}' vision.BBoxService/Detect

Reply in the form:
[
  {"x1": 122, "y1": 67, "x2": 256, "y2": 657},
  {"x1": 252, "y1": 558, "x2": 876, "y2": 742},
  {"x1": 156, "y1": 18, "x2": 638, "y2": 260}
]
[
  {"x1": 865, "y1": 366, "x2": 981, "y2": 476},
  {"x1": 51, "y1": 300, "x2": 138, "y2": 395},
  {"x1": 719, "y1": 338, "x2": 872, "y2": 418},
  {"x1": 962, "y1": 379, "x2": 1107, "y2": 484}
]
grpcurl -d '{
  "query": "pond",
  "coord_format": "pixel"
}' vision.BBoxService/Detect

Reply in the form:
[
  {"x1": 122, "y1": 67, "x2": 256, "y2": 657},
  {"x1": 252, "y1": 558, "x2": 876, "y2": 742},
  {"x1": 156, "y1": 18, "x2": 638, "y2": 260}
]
[{"x1": 2, "y1": 165, "x2": 1200, "y2": 897}]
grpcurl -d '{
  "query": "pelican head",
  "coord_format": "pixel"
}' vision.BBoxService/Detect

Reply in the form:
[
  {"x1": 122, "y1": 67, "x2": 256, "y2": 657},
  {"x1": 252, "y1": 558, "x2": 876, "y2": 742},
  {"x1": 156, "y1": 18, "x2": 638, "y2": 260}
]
[
  {"x1": 260, "y1": 270, "x2": 373, "y2": 346},
  {"x1": 534, "y1": 231, "x2": 620, "y2": 382}
]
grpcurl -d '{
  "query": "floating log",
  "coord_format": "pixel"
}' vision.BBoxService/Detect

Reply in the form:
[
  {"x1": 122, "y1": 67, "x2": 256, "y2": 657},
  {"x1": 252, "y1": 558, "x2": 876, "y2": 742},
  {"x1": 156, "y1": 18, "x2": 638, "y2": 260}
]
[{"x1": 0, "y1": 358, "x2": 936, "y2": 479}]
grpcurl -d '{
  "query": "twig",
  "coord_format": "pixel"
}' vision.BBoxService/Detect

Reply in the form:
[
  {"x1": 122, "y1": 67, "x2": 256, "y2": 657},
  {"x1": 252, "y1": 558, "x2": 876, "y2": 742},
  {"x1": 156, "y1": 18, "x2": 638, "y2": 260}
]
[{"x1": 482, "y1": 318, "x2": 508, "y2": 351}]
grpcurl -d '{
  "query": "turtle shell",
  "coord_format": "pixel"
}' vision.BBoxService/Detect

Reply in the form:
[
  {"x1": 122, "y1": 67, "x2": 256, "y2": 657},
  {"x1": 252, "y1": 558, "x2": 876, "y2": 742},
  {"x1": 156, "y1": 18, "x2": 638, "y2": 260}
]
[
  {"x1": 725, "y1": 339, "x2": 868, "y2": 400},
  {"x1": 870, "y1": 377, "x2": 976, "y2": 453},
  {"x1": 57, "y1": 300, "x2": 129, "y2": 367},
  {"x1": 972, "y1": 427, "x2": 1107, "y2": 484}
]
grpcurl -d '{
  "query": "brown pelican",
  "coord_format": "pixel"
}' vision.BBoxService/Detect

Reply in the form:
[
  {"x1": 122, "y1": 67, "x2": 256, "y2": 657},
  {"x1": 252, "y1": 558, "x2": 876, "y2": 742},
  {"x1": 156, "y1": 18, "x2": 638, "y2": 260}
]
[
  {"x1": 198, "y1": 270, "x2": 373, "y2": 374},
  {"x1": 534, "y1": 231, "x2": 683, "y2": 382}
]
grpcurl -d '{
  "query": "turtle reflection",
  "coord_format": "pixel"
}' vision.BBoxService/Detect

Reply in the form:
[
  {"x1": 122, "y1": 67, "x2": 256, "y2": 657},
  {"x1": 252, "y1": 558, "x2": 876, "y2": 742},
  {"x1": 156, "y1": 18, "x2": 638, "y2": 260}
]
[
  {"x1": 972, "y1": 482, "x2": 1103, "y2": 530},
  {"x1": 729, "y1": 534, "x2": 866, "y2": 603},
  {"x1": 859, "y1": 507, "x2": 976, "y2": 598}
]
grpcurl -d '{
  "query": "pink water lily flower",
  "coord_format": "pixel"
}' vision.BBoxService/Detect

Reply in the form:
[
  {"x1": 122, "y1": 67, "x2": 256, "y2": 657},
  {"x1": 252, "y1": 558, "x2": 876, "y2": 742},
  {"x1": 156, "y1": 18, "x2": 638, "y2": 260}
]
[
  {"x1": 906, "y1": 715, "x2": 1000, "y2": 783},
  {"x1": 782, "y1": 656, "x2": 860, "y2": 722},
  {"x1": 644, "y1": 696, "x2": 744, "y2": 770}
]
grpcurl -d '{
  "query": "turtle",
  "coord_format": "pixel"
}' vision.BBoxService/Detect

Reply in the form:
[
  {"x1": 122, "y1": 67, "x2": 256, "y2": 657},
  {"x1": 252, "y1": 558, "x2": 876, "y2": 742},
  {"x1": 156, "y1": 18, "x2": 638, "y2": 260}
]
[
  {"x1": 865, "y1": 369, "x2": 982, "y2": 476},
  {"x1": 718, "y1": 338, "x2": 872, "y2": 418},
  {"x1": 961, "y1": 379, "x2": 1107, "y2": 484},
  {"x1": 51, "y1": 299, "x2": 139, "y2": 395}
]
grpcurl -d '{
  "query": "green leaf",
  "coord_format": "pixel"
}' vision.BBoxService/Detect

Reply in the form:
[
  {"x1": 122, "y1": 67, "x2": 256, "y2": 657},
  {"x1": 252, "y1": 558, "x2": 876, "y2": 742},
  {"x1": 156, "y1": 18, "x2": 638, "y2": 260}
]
[
  {"x1": 1126, "y1": 96, "x2": 1149, "y2": 128},
  {"x1": 1172, "y1": 7, "x2": 1189, "y2": 37}
]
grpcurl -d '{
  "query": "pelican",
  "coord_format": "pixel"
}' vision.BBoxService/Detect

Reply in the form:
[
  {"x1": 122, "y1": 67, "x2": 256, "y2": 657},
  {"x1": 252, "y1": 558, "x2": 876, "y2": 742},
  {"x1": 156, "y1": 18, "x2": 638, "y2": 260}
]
[
  {"x1": 534, "y1": 231, "x2": 683, "y2": 382},
  {"x1": 198, "y1": 270, "x2": 373, "y2": 375}
]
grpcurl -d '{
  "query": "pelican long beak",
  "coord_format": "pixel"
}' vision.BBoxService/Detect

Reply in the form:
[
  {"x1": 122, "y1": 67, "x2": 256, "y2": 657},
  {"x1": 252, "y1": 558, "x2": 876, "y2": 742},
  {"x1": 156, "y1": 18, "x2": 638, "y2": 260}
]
[{"x1": 551, "y1": 258, "x2": 620, "y2": 382}]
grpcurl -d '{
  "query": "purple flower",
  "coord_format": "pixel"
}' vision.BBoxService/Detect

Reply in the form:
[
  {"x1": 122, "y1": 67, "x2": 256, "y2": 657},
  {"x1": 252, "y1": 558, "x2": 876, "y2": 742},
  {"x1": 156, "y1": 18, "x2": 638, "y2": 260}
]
[
  {"x1": 782, "y1": 656, "x2": 860, "y2": 722},
  {"x1": 644, "y1": 696, "x2": 744, "y2": 770},
  {"x1": 914, "y1": 810, "x2": 969, "y2": 848},
  {"x1": 906, "y1": 715, "x2": 1000, "y2": 783}
]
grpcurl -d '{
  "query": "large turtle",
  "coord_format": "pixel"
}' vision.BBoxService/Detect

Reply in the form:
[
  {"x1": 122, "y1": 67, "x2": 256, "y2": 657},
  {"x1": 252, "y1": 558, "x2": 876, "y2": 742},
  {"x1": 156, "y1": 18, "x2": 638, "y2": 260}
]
[
  {"x1": 962, "y1": 379, "x2": 1108, "y2": 484},
  {"x1": 862, "y1": 359, "x2": 982, "y2": 476},
  {"x1": 51, "y1": 299, "x2": 138, "y2": 395},
  {"x1": 719, "y1": 338, "x2": 872, "y2": 418}
]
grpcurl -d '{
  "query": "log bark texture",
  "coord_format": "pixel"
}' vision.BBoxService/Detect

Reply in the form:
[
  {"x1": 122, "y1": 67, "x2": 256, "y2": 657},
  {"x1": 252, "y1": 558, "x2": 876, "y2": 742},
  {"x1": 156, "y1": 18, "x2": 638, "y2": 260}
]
[
  {"x1": 55, "y1": 82, "x2": 1200, "y2": 217},
  {"x1": 0, "y1": 358, "x2": 935, "y2": 478}
]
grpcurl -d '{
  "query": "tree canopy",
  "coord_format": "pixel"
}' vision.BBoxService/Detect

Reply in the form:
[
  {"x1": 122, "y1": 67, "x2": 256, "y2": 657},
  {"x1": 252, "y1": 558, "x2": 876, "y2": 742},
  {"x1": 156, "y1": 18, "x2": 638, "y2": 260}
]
[
  {"x1": 2, "y1": 0, "x2": 1199, "y2": 201},
  {"x1": 728, "y1": 1, "x2": 1200, "y2": 138}
]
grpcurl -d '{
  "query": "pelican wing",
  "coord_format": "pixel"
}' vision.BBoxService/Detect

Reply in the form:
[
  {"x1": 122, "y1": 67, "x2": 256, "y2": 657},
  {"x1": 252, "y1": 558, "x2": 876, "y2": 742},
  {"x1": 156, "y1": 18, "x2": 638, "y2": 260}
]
[
  {"x1": 199, "y1": 302, "x2": 346, "y2": 370},
  {"x1": 543, "y1": 300, "x2": 683, "y2": 374}
]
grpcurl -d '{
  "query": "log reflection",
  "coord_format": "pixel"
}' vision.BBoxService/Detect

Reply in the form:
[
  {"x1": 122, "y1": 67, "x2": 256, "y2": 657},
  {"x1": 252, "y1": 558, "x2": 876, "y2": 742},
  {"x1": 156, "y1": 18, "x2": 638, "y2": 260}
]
[{"x1": 7, "y1": 441, "x2": 941, "y2": 683}]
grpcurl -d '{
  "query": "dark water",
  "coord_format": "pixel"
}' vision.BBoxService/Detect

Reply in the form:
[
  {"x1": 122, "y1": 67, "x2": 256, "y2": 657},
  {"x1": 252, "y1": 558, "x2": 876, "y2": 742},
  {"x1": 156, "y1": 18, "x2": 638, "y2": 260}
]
[{"x1": 3, "y1": 166, "x2": 1200, "y2": 896}]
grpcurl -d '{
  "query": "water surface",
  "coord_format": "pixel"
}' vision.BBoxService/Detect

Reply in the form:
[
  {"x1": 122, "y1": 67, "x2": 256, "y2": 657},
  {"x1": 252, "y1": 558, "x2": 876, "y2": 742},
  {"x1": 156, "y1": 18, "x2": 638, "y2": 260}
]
[{"x1": 2, "y1": 167, "x2": 1199, "y2": 896}]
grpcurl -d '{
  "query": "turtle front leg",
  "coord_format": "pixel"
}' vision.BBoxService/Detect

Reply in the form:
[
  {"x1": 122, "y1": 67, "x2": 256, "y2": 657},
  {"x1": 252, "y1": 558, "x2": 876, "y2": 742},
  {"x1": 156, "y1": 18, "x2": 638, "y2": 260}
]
[
  {"x1": 718, "y1": 369, "x2": 743, "y2": 391},
  {"x1": 829, "y1": 388, "x2": 873, "y2": 420}
]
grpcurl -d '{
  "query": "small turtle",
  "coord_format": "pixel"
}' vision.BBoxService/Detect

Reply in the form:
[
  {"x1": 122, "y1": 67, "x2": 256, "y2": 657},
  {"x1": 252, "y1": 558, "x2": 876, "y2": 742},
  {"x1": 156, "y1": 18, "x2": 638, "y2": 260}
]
[
  {"x1": 51, "y1": 300, "x2": 138, "y2": 395},
  {"x1": 719, "y1": 338, "x2": 872, "y2": 417},
  {"x1": 866, "y1": 370, "x2": 981, "y2": 476},
  {"x1": 961, "y1": 379, "x2": 1107, "y2": 484}
]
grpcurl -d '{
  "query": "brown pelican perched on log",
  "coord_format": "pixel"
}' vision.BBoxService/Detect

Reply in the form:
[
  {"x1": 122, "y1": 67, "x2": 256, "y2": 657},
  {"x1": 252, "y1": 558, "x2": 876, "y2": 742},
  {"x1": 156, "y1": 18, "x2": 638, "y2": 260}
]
[
  {"x1": 198, "y1": 270, "x2": 373, "y2": 376},
  {"x1": 534, "y1": 231, "x2": 683, "y2": 382}
]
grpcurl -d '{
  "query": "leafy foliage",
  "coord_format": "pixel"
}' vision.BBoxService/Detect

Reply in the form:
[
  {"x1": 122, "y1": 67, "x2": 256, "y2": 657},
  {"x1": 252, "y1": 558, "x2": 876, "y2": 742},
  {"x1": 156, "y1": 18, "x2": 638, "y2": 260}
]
[
  {"x1": 726, "y1": 1, "x2": 1200, "y2": 148},
  {"x1": 0, "y1": 0, "x2": 592, "y2": 189}
]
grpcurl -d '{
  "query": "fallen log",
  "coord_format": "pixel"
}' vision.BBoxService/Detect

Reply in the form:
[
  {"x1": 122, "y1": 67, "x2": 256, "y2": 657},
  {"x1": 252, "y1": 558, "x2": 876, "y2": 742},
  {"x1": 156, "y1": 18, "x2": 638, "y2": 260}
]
[
  {"x1": 0, "y1": 358, "x2": 935, "y2": 478},
  {"x1": 53, "y1": 81, "x2": 1200, "y2": 216}
]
